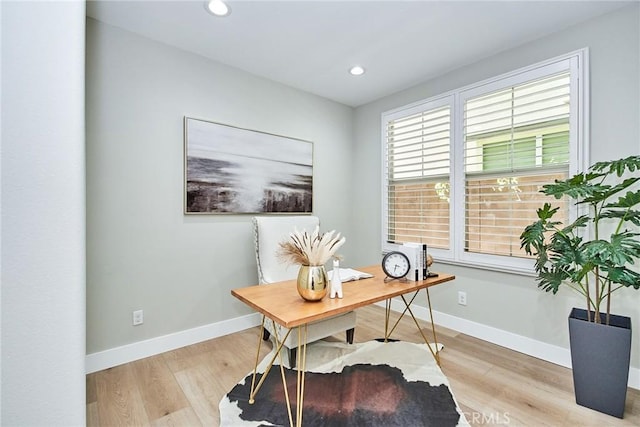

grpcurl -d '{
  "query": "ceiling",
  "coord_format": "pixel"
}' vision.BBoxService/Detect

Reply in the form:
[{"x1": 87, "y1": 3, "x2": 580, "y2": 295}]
[{"x1": 86, "y1": 0, "x2": 632, "y2": 107}]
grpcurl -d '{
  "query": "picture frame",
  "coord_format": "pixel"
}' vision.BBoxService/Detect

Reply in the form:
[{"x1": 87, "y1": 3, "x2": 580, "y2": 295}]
[{"x1": 184, "y1": 117, "x2": 313, "y2": 214}]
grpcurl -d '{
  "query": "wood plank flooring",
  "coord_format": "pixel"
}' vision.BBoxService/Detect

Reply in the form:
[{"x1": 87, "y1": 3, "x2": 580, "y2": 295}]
[{"x1": 87, "y1": 305, "x2": 640, "y2": 426}]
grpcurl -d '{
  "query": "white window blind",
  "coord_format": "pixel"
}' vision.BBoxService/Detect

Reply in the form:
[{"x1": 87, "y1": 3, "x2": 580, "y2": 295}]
[
  {"x1": 385, "y1": 104, "x2": 451, "y2": 248},
  {"x1": 463, "y1": 72, "x2": 571, "y2": 258},
  {"x1": 382, "y1": 50, "x2": 586, "y2": 274}
]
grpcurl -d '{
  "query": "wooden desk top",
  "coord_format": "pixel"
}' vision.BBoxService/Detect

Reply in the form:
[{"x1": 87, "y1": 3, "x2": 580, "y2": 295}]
[{"x1": 231, "y1": 265, "x2": 454, "y2": 328}]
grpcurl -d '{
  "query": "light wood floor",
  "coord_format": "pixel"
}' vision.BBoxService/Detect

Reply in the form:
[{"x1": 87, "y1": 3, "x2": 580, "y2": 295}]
[{"x1": 87, "y1": 305, "x2": 640, "y2": 426}]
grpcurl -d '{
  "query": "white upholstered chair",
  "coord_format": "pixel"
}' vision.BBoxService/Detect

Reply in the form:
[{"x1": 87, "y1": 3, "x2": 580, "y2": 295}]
[{"x1": 252, "y1": 215, "x2": 356, "y2": 367}]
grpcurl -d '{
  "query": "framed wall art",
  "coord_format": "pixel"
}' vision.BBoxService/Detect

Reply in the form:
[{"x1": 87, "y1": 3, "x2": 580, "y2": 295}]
[{"x1": 184, "y1": 117, "x2": 313, "y2": 214}]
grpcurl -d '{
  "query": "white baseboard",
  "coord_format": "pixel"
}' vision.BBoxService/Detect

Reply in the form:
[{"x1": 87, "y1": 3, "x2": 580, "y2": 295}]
[
  {"x1": 86, "y1": 303, "x2": 639, "y2": 390},
  {"x1": 85, "y1": 313, "x2": 262, "y2": 374},
  {"x1": 377, "y1": 299, "x2": 640, "y2": 390}
]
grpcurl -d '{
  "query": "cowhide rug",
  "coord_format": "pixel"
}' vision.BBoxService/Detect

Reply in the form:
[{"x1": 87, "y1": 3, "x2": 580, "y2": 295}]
[{"x1": 219, "y1": 340, "x2": 469, "y2": 426}]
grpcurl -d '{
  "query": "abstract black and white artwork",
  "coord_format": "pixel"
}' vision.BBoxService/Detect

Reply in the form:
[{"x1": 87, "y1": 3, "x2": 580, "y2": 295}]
[{"x1": 184, "y1": 117, "x2": 313, "y2": 214}]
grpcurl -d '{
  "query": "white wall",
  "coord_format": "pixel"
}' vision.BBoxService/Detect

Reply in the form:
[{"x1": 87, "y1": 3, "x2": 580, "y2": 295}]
[
  {"x1": 1, "y1": 1, "x2": 4, "y2": 420},
  {"x1": 1, "y1": 1, "x2": 86, "y2": 425},
  {"x1": 85, "y1": 19, "x2": 355, "y2": 355},
  {"x1": 352, "y1": 4, "x2": 640, "y2": 371}
]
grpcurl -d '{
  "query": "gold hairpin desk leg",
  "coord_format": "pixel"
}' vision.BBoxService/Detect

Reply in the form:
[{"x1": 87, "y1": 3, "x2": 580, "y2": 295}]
[
  {"x1": 425, "y1": 288, "x2": 441, "y2": 365},
  {"x1": 385, "y1": 291, "x2": 419, "y2": 340},
  {"x1": 249, "y1": 317, "x2": 294, "y2": 426},
  {"x1": 295, "y1": 324, "x2": 308, "y2": 427},
  {"x1": 384, "y1": 299, "x2": 392, "y2": 340},
  {"x1": 383, "y1": 290, "x2": 441, "y2": 366}
]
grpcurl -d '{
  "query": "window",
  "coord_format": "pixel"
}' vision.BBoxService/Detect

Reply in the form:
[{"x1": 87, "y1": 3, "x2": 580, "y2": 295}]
[
  {"x1": 382, "y1": 50, "x2": 587, "y2": 273},
  {"x1": 384, "y1": 99, "x2": 452, "y2": 249}
]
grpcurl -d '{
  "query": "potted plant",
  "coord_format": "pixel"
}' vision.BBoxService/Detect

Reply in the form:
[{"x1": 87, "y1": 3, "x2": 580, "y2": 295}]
[{"x1": 520, "y1": 155, "x2": 640, "y2": 418}]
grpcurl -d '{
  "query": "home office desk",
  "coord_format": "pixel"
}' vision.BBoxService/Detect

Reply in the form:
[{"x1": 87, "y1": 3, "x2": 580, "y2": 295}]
[{"x1": 231, "y1": 265, "x2": 455, "y2": 427}]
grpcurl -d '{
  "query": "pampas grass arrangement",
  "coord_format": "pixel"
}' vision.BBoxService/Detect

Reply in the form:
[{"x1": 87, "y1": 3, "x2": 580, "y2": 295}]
[{"x1": 278, "y1": 225, "x2": 346, "y2": 266}]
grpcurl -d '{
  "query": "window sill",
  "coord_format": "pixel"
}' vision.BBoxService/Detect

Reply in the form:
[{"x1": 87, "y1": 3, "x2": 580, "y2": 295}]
[{"x1": 431, "y1": 258, "x2": 538, "y2": 277}]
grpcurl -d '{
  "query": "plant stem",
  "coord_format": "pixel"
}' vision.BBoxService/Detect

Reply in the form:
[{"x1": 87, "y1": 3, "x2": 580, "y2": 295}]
[
  {"x1": 594, "y1": 266, "x2": 601, "y2": 324},
  {"x1": 584, "y1": 272, "x2": 592, "y2": 322},
  {"x1": 566, "y1": 281, "x2": 588, "y2": 299},
  {"x1": 606, "y1": 281, "x2": 611, "y2": 325},
  {"x1": 592, "y1": 201, "x2": 600, "y2": 324}
]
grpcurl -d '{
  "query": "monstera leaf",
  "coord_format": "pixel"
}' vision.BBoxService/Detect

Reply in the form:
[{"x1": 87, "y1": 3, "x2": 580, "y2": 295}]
[{"x1": 520, "y1": 155, "x2": 640, "y2": 324}]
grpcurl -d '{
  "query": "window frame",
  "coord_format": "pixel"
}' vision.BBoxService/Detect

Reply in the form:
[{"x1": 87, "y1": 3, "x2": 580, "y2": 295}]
[
  {"x1": 381, "y1": 49, "x2": 589, "y2": 275},
  {"x1": 381, "y1": 94, "x2": 456, "y2": 259}
]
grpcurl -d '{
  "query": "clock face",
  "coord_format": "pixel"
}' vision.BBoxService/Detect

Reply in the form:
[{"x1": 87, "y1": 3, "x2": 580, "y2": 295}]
[{"x1": 382, "y1": 251, "x2": 411, "y2": 279}]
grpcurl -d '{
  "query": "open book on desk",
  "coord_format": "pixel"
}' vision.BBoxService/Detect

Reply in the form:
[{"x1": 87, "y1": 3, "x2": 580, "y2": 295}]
[{"x1": 328, "y1": 268, "x2": 373, "y2": 282}]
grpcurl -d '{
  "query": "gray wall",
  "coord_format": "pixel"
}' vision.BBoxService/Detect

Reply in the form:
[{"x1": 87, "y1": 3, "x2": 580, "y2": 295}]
[
  {"x1": 351, "y1": 4, "x2": 640, "y2": 369},
  {"x1": 1, "y1": 1, "x2": 86, "y2": 425},
  {"x1": 86, "y1": 19, "x2": 355, "y2": 354}
]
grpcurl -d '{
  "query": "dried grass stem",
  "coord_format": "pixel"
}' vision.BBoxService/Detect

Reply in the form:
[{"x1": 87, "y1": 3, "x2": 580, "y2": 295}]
[{"x1": 277, "y1": 225, "x2": 346, "y2": 266}]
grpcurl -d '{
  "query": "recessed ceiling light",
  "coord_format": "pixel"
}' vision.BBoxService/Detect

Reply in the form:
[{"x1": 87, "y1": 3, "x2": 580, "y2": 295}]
[
  {"x1": 349, "y1": 66, "x2": 365, "y2": 76},
  {"x1": 205, "y1": 0, "x2": 231, "y2": 17}
]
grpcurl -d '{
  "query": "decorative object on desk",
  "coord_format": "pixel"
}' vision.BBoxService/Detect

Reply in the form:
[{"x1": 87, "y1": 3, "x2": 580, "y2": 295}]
[
  {"x1": 278, "y1": 225, "x2": 346, "y2": 301},
  {"x1": 520, "y1": 155, "x2": 640, "y2": 418},
  {"x1": 184, "y1": 117, "x2": 313, "y2": 214},
  {"x1": 425, "y1": 253, "x2": 439, "y2": 278},
  {"x1": 328, "y1": 267, "x2": 374, "y2": 282},
  {"x1": 404, "y1": 242, "x2": 425, "y2": 280},
  {"x1": 220, "y1": 340, "x2": 468, "y2": 427},
  {"x1": 381, "y1": 251, "x2": 411, "y2": 280},
  {"x1": 329, "y1": 258, "x2": 343, "y2": 298},
  {"x1": 297, "y1": 265, "x2": 328, "y2": 301}
]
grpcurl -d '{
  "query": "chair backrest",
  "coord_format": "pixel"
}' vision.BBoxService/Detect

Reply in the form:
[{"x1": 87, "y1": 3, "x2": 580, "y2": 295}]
[{"x1": 253, "y1": 216, "x2": 320, "y2": 284}]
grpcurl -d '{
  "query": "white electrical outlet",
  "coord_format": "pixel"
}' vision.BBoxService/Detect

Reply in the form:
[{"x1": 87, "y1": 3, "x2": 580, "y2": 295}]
[
  {"x1": 132, "y1": 309, "x2": 144, "y2": 326},
  {"x1": 457, "y1": 291, "x2": 467, "y2": 306}
]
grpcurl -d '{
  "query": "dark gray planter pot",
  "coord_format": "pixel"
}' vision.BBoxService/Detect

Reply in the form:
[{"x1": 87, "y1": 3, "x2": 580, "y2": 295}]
[{"x1": 568, "y1": 308, "x2": 631, "y2": 418}]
